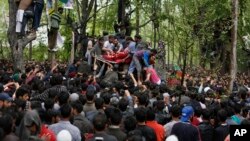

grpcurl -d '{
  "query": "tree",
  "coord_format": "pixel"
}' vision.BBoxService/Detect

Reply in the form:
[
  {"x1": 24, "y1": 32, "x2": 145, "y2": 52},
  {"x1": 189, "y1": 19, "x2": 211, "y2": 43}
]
[
  {"x1": 229, "y1": 0, "x2": 239, "y2": 92},
  {"x1": 7, "y1": 0, "x2": 36, "y2": 71}
]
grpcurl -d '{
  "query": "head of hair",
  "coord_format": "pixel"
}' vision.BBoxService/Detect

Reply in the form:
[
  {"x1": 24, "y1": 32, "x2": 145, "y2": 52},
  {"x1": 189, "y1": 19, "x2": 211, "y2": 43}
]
[
  {"x1": 146, "y1": 108, "x2": 155, "y2": 121},
  {"x1": 217, "y1": 109, "x2": 227, "y2": 122},
  {"x1": 137, "y1": 94, "x2": 148, "y2": 106},
  {"x1": 50, "y1": 74, "x2": 63, "y2": 86},
  {"x1": 170, "y1": 105, "x2": 181, "y2": 118},
  {"x1": 44, "y1": 98, "x2": 54, "y2": 110},
  {"x1": 118, "y1": 98, "x2": 129, "y2": 112},
  {"x1": 16, "y1": 85, "x2": 30, "y2": 98},
  {"x1": 201, "y1": 109, "x2": 211, "y2": 120},
  {"x1": 60, "y1": 104, "x2": 72, "y2": 119},
  {"x1": 135, "y1": 107, "x2": 147, "y2": 122},
  {"x1": 0, "y1": 114, "x2": 13, "y2": 135},
  {"x1": 124, "y1": 116, "x2": 137, "y2": 132},
  {"x1": 95, "y1": 97, "x2": 104, "y2": 110},
  {"x1": 110, "y1": 108, "x2": 122, "y2": 125},
  {"x1": 71, "y1": 101, "x2": 83, "y2": 113},
  {"x1": 58, "y1": 91, "x2": 69, "y2": 105},
  {"x1": 93, "y1": 112, "x2": 107, "y2": 131},
  {"x1": 86, "y1": 89, "x2": 95, "y2": 101}
]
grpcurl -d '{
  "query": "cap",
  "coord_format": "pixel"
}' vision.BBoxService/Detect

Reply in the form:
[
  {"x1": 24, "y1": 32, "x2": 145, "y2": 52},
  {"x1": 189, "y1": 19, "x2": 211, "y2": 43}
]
[
  {"x1": 57, "y1": 130, "x2": 72, "y2": 141},
  {"x1": 204, "y1": 87, "x2": 211, "y2": 93},
  {"x1": 70, "y1": 93, "x2": 79, "y2": 102},
  {"x1": 180, "y1": 106, "x2": 194, "y2": 122},
  {"x1": 0, "y1": 93, "x2": 13, "y2": 101},
  {"x1": 163, "y1": 93, "x2": 170, "y2": 97},
  {"x1": 166, "y1": 135, "x2": 179, "y2": 141}
]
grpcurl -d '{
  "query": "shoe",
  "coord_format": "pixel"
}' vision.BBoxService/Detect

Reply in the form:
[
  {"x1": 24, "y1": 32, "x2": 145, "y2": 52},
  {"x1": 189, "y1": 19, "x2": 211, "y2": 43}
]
[
  {"x1": 51, "y1": 47, "x2": 58, "y2": 52},
  {"x1": 27, "y1": 32, "x2": 36, "y2": 39}
]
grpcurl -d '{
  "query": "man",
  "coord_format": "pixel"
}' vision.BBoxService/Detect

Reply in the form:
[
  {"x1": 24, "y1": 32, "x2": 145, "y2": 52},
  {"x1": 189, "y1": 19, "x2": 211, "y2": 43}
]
[
  {"x1": 135, "y1": 107, "x2": 157, "y2": 141},
  {"x1": 164, "y1": 105, "x2": 181, "y2": 137},
  {"x1": 214, "y1": 109, "x2": 229, "y2": 141},
  {"x1": 107, "y1": 108, "x2": 127, "y2": 141},
  {"x1": 49, "y1": 104, "x2": 81, "y2": 141},
  {"x1": 84, "y1": 89, "x2": 98, "y2": 122},
  {"x1": 128, "y1": 49, "x2": 157, "y2": 86},
  {"x1": 171, "y1": 106, "x2": 201, "y2": 141},
  {"x1": 0, "y1": 93, "x2": 12, "y2": 109},
  {"x1": 72, "y1": 101, "x2": 93, "y2": 140},
  {"x1": 144, "y1": 66, "x2": 161, "y2": 85},
  {"x1": 146, "y1": 108, "x2": 165, "y2": 141},
  {"x1": 103, "y1": 35, "x2": 115, "y2": 54},
  {"x1": 198, "y1": 109, "x2": 214, "y2": 141},
  {"x1": 87, "y1": 112, "x2": 117, "y2": 141}
]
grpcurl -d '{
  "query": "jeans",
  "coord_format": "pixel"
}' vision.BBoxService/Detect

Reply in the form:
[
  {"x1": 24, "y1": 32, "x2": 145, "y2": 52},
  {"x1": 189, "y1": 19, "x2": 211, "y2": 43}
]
[
  {"x1": 32, "y1": 1, "x2": 44, "y2": 30},
  {"x1": 128, "y1": 55, "x2": 142, "y2": 79},
  {"x1": 21, "y1": 8, "x2": 34, "y2": 36}
]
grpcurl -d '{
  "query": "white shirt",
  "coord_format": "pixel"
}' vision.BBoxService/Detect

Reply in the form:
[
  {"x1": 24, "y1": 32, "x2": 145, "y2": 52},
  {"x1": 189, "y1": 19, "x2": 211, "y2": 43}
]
[{"x1": 104, "y1": 41, "x2": 114, "y2": 50}]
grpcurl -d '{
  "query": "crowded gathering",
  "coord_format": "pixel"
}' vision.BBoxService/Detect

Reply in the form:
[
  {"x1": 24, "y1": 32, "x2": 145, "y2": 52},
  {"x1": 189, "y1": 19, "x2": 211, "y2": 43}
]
[
  {"x1": 0, "y1": 32, "x2": 250, "y2": 141},
  {"x1": 1, "y1": 0, "x2": 250, "y2": 141}
]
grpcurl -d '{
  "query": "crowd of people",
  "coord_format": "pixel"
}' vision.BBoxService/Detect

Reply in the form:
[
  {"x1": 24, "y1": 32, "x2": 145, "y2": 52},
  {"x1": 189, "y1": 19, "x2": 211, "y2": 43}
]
[{"x1": 0, "y1": 33, "x2": 250, "y2": 141}]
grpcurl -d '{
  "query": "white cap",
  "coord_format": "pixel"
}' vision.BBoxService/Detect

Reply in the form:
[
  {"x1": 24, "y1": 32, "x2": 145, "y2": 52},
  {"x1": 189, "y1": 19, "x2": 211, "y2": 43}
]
[
  {"x1": 204, "y1": 87, "x2": 211, "y2": 93},
  {"x1": 57, "y1": 130, "x2": 72, "y2": 141},
  {"x1": 163, "y1": 93, "x2": 170, "y2": 97},
  {"x1": 166, "y1": 135, "x2": 178, "y2": 141},
  {"x1": 70, "y1": 93, "x2": 79, "y2": 102}
]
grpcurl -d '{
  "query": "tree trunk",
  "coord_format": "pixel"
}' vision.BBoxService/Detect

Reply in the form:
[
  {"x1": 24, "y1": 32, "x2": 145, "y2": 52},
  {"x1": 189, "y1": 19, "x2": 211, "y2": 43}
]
[
  {"x1": 81, "y1": 0, "x2": 95, "y2": 36},
  {"x1": 8, "y1": 0, "x2": 35, "y2": 71},
  {"x1": 69, "y1": 32, "x2": 75, "y2": 64},
  {"x1": 229, "y1": 0, "x2": 238, "y2": 92},
  {"x1": 92, "y1": 0, "x2": 97, "y2": 36},
  {"x1": 29, "y1": 42, "x2": 32, "y2": 61},
  {"x1": 135, "y1": 0, "x2": 140, "y2": 35}
]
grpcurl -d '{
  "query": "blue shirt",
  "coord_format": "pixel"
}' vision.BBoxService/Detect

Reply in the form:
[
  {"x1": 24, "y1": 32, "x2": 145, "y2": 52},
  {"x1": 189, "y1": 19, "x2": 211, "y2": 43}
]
[{"x1": 49, "y1": 121, "x2": 81, "y2": 141}]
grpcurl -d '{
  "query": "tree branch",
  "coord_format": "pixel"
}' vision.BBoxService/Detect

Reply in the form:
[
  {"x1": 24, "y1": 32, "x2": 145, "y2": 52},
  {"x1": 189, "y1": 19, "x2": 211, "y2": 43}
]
[
  {"x1": 133, "y1": 17, "x2": 155, "y2": 30},
  {"x1": 87, "y1": 3, "x2": 114, "y2": 22}
]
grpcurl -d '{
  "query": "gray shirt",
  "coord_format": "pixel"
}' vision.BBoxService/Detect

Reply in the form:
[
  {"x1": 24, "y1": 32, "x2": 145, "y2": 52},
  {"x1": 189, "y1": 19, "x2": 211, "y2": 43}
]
[{"x1": 49, "y1": 121, "x2": 81, "y2": 141}]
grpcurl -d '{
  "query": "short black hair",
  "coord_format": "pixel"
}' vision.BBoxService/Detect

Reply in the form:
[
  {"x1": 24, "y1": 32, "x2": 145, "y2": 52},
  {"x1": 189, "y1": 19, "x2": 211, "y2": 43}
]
[
  {"x1": 135, "y1": 107, "x2": 147, "y2": 122},
  {"x1": 0, "y1": 114, "x2": 13, "y2": 135},
  {"x1": 201, "y1": 109, "x2": 211, "y2": 120},
  {"x1": 95, "y1": 97, "x2": 104, "y2": 110},
  {"x1": 146, "y1": 108, "x2": 155, "y2": 121},
  {"x1": 110, "y1": 108, "x2": 122, "y2": 125},
  {"x1": 44, "y1": 98, "x2": 54, "y2": 110},
  {"x1": 71, "y1": 101, "x2": 83, "y2": 113},
  {"x1": 58, "y1": 91, "x2": 69, "y2": 105},
  {"x1": 118, "y1": 98, "x2": 129, "y2": 112},
  {"x1": 16, "y1": 85, "x2": 30, "y2": 98},
  {"x1": 86, "y1": 89, "x2": 95, "y2": 101},
  {"x1": 93, "y1": 112, "x2": 107, "y2": 131},
  {"x1": 137, "y1": 94, "x2": 148, "y2": 106},
  {"x1": 124, "y1": 116, "x2": 137, "y2": 132},
  {"x1": 170, "y1": 105, "x2": 181, "y2": 118},
  {"x1": 50, "y1": 74, "x2": 63, "y2": 86},
  {"x1": 60, "y1": 104, "x2": 72, "y2": 118},
  {"x1": 217, "y1": 109, "x2": 227, "y2": 122}
]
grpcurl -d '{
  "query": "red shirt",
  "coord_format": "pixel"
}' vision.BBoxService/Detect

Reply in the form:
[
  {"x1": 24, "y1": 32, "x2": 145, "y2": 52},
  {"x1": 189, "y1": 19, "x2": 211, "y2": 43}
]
[
  {"x1": 146, "y1": 121, "x2": 165, "y2": 141},
  {"x1": 39, "y1": 124, "x2": 56, "y2": 141}
]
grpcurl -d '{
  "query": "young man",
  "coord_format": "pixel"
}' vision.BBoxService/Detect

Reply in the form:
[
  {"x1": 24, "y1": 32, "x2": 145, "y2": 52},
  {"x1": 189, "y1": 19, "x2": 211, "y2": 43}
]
[
  {"x1": 146, "y1": 108, "x2": 165, "y2": 141},
  {"x1": 164, "y1": 105, "x2": 181, "y2": 137},
  {"x1": 171, "y1": 106, "x2": 201, "y2": 141},
  {"x1": 144, "y1": 66, "x2": 161, "y2": 85},
  {"x1": 128, "y1": 49, "x2": 157, "y2": 86},
  {"x1": 107, "y1": 108, "x2": 127, "y2": 141},
  {"x1": 87, "y1": 112, "x2": 117, "y2": 141},
  {"x1": 49, "y1": 104, "x2": 81, "y2": 141},
  {"x1": 0, "y1": 93, "x2": 12, "y2": 110}
]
